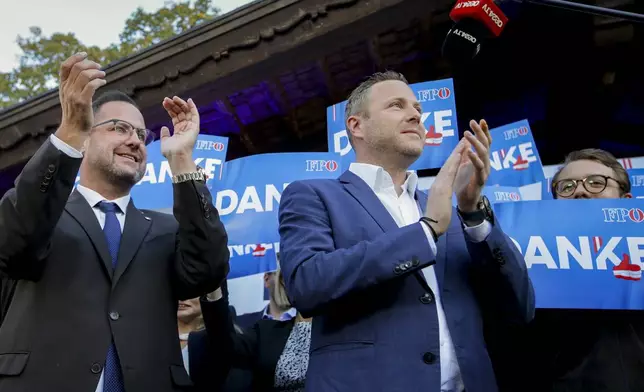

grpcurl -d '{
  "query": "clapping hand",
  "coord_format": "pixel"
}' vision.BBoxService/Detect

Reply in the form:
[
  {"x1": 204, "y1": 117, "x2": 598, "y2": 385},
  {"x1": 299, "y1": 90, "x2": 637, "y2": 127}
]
[
  {"x1": 55, "y1": 52, "x2": 106, "y2": 150},
  {"x1": 423, "y1": 140, "x2": 468, "y2": 236},
  {"x1": 160, "y1": 96, "x2": 200, "y2": 159},
  {"x1": 454, "y1": 119, "x2": 492, "y2": 213}
]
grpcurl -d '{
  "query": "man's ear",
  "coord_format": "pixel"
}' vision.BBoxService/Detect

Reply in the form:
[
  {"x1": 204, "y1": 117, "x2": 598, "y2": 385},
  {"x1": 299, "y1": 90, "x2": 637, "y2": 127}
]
[
  {"x1": 347, "y1": 114, "x2": 363, "y2": 141},
  {"x1": 81, "y1": 137, "x2": 90, "y2": 154}
]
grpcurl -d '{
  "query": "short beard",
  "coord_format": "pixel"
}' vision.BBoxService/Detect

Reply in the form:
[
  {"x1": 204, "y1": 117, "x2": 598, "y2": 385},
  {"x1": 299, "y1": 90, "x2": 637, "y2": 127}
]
[
  {"x1": 365, "y1": 122, "x2": 422, "y2": 166},
  {"x1": 95, "y1": 157, "x2": 144, "y2": 190}
]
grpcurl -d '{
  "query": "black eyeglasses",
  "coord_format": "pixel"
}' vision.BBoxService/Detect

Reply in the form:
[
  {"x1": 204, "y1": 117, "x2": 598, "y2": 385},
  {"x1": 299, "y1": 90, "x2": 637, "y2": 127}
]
[
  {"x1": 93, "y1": 119, "x2": 156, "y2": 145},
  {"x1": 553, "y1": 174, "x2": 623, "y2": 197}
]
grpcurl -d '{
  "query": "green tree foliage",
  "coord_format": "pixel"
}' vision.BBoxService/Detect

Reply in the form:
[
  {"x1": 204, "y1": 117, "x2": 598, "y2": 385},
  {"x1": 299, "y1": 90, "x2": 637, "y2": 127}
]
[{"x1": 0, "y1": 0, "x2": 219, "y2": 110}]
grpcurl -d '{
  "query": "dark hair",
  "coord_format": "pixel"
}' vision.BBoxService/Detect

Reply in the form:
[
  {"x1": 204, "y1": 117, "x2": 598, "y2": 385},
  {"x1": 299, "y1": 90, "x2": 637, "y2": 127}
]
[
  {"x1": 344, "y1": 71, "x2": 409, "y2": 145},
  {"x1": 92, "y1": 90, "x2": 139, "y2": 115},
  {"x1": 552, "y1": 148, "x2": 631, "y2": 197}
]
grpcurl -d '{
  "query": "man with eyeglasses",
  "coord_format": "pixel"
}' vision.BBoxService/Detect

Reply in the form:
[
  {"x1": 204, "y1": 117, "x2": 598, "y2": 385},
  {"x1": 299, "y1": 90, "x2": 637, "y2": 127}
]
[
  {"x1": 0, "y1": 53, "x2": 229, "y2": 392},
  {"x1": 551, "y1": 148, "x2": 632, "y2": 199},
  {"x1": 520, "y1": 149, "x2": 638, "y2": 392}
]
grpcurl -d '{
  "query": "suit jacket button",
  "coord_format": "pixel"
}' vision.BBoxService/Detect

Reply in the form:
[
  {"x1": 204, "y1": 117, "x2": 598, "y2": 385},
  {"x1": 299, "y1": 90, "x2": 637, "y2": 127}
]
[
  {"x1": 419, "y1": 293, "x2": 433, "y2": 304},
  {"x1": 47, "y1": 164, "x2": 56, "y2": 173},
  {"x1": 404, "y1": 261, "x2": 412, "y2": 269},
  {"x1": 91, "y1": 363, "x2": 102, "y2": 374},
  {"x1": 394, "y1": 265, "x2": 402, "y2": 274},
  {"x1": 411, "y1": 258, "x2": 420, "y2": 267},
  {"x1": 422, "y1": 352, "x2": 436, "y2": 364},
  {"x1": 109, "y1": 311, "x2": 120, "y2": 321}
]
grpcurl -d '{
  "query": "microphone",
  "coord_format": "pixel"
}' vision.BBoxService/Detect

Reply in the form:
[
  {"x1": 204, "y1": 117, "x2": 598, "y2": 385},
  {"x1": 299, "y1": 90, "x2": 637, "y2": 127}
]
[{"x1": 442, "y1": 0, "x2": 510, "y2": 65}]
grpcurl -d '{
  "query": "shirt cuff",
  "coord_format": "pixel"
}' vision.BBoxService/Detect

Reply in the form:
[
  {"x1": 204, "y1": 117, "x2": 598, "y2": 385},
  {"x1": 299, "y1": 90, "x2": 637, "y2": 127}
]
[
  {"x1": 420, "y1": 222, "x2": 438, "y2": 256},
  {"x1": 204, "y1": 288, "x2": 223, "y2": 302},
  {"x1": 463, "y1": 220, "x2": 493, "y2": 243},
  {"x1": 49, "y1": 134, "x2": 83, "y2": 158}
]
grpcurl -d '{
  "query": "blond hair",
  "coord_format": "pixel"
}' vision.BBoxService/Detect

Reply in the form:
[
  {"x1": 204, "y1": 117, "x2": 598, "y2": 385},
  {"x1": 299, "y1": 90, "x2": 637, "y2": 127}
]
[
  {"x1": 344, "y1": 71, "x2": 409, "y2": 146},
  {"x1": 272, "y1": 267, "x2": 292, "y2": 309}
]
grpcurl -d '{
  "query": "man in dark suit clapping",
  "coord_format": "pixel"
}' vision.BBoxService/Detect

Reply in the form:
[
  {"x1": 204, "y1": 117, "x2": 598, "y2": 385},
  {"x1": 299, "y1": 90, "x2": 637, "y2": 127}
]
[{"x1": 0, "y1": 53, "x2": 229, "y2": 392}]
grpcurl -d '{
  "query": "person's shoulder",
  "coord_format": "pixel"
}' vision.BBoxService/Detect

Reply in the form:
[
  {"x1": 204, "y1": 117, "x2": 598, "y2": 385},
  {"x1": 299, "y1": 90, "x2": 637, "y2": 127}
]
[{"x1": 285, "y1": 177, "x2": 342, "y2": 194}]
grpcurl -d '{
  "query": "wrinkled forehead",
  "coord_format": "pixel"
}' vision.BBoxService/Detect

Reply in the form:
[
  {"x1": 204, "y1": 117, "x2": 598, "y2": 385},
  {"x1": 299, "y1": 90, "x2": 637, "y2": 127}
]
[
  {"x1": 368, "y1": 80, "x2": 417, "y2": 107},
  {"x1": 557, "y1": 159, "x2": 616, "y2": 180},
  {"x1": 94, "y1": 101, "x2": 146, "y2": 129}
]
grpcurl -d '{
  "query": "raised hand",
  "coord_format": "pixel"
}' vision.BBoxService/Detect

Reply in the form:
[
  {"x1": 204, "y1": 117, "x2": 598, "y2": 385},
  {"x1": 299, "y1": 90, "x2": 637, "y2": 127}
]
[
  {"x1": 424, "y1": 139, "x2": 468, "y2": 236},
  {"x1": 55, "y1": 52, "x2": 106, "y2": 150},
  {"x1": 454, "y1": 119, "x2": 492, "y2": 212},
  {"x1": 160, "y1": 96, "x2": 200, "y2": 159}
]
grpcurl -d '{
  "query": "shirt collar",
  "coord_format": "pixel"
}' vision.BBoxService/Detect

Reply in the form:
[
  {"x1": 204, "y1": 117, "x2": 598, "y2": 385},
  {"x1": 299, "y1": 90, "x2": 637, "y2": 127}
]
[
  {"x1": 76, "y1": 185, "x2": 131, "y2": 213},
  {"x1": 262, "y1": 305, "x2": 297, "y2": 321},
  {"x1": 349, "y1": 163, "x2": 418, "y2": 196}
]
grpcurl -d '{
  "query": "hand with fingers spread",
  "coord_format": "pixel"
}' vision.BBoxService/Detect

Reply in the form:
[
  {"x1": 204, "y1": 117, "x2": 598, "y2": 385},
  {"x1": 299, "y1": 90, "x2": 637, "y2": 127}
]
[
  {"x1": 454, "y1": 119, "x2": 493, "y2": 212},
  {"x1": 424, "y1": 139, "x2": 468, "y2": 237},
  {"x1": 55, "y1": 52, "x2": 106, "y2": 150},
  {"x1": 160, "y1": 96, "x2": 200, "y2": 175}
]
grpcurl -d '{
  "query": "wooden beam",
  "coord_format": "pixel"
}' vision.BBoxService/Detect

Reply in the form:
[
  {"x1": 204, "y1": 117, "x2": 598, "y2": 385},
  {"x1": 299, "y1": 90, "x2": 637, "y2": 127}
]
[
  {"x1": 222, "y1": 97, "x2": 257, "y2": 154},
  {"x1": 318, "y1": 58, "x2": 343, "y2": 103},
  {"x1": 270, "y1": 77, "x2": 302, "y2": 139},
  {"x1": 367, "y1": 36, "x2": 385, "y2": 71}
]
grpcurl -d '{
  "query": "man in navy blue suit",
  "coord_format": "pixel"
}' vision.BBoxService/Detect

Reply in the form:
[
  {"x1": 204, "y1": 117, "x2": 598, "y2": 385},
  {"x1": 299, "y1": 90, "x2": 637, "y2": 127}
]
[{"x1": 278, "y1": 71, "x2": 535, "y2": 392}]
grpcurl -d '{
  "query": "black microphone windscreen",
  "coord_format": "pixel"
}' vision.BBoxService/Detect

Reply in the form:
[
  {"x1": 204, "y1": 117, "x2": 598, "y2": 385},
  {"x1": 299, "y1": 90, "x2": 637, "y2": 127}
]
[{"x1": 441, "y1": 18, "x2": 492, "y2": 67}]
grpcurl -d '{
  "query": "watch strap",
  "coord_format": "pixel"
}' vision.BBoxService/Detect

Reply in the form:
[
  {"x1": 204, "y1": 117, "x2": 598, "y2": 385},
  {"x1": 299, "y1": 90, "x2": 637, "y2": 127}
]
[
  {"x1": 172, "y1": 166, "x2": 207, "y2": 184},
  {"x1": 457, "y1": 196, "x2": 492, "y2": 227},
  {"x1": 172, "y1": 171, "x2": 206, "y2": 183}
]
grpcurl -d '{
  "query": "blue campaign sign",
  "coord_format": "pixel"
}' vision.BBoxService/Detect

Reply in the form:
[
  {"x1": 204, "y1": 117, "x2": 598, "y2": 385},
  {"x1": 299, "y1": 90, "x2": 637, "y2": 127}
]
[
  {"x1": 541, "y1": 177, "x2": 555, "y2": 200},
  {"x1": 487, "y1": 120, "x2": 546, "y2": 187},
  {"x1": 628, "y1": 168, "x2": 644, "y2": 199},
  {"x1": 485, "y1": 185, "x2": 523, "y2": 204},
  {"x1": 129, "y1": 135, "x2": 229, "y2": 210},
  {"x1": 495, "y1": 199, "x2": 644, "y2": 310},
  {"x1": 451, "y1": 185, "x2": 523, "y2": 206},
  {"x1": 215, "y1": 152, "x2": 340, "y2": 279},
  {"x1": 327, "y1": 78, "x2": 458, "y2": 171}
]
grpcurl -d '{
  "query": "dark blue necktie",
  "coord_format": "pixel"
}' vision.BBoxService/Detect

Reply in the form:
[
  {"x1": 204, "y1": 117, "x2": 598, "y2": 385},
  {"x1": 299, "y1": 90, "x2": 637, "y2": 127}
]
[{"x1": 97, "y1": 201, "x2": 125, "y2": 392}]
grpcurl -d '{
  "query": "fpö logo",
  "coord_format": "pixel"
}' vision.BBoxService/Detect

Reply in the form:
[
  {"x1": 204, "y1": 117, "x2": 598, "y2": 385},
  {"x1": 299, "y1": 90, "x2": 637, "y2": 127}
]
[
  {"x1": 632, "y1": 174, "x2": 644, "y2": 187},
  {"x1": 503, "y1": 126, "x2": 529, "y2": 141},
  {"x1": 602, "y1": 207, "x2": 644, "y2": 223},
  {"x1": 195, "y1": 140, "x2": 225, "y2": 151},
  {"x1": 416, "y1": 87, "x2": 452, "y2": 102},
  {"x1": 306, "y1": 159, "x2": 339, "y2": 172},
  {"x1": 493, "y1": 191, "x2": 521, "y2": 202}
]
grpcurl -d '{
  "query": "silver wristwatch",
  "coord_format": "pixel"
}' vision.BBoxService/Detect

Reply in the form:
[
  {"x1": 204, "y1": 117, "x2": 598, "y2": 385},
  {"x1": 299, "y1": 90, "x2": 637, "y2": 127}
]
[{"x1": 172, "y1": 166, "x2": 207, "y2": 184}]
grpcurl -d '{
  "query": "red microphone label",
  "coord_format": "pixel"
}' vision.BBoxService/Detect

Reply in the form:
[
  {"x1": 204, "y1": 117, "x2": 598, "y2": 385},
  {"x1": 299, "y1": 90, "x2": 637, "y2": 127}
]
[{"x1": 449, "y1": 0, "x2": 509, "y2": 37}]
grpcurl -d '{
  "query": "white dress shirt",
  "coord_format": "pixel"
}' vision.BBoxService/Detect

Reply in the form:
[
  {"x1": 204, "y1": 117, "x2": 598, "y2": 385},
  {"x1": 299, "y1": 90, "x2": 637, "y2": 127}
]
[
  {"x1": 49, "y1": 134, "x2": 130, "y2": 392},
  {"x1": 348, "y1": 163, "x2": 492, "y2": 392}
]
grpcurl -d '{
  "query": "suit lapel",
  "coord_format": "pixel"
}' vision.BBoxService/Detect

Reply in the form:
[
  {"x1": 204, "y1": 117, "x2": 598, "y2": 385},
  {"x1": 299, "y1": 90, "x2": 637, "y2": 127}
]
[
  {"x1": 415, "y1": 190, "x2": 446, "y2": 291},
  {"x1": 65, "y1": 190, "x2": 114, "y2": 279},
  {"x1": 113, "y1": 200, "x2": 152, "y2": 286},
  {"x1": 339, "y1": 171, "x2": 398, "y2": 232}
]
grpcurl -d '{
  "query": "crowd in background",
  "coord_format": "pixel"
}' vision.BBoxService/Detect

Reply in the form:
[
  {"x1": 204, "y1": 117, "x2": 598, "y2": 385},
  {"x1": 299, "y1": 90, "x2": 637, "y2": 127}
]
[{"x1": 0, "y1": 52, "x2": 640, "y2": 392}]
